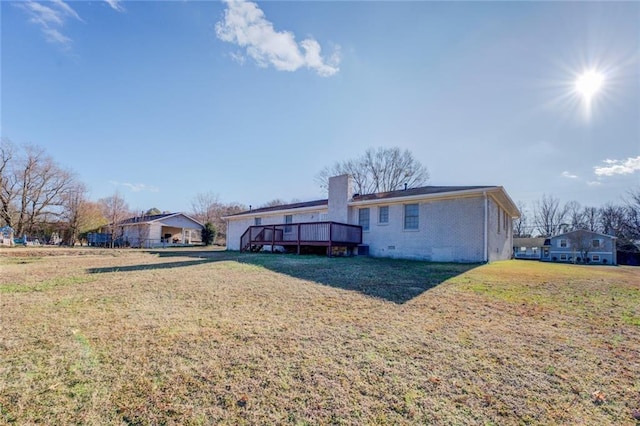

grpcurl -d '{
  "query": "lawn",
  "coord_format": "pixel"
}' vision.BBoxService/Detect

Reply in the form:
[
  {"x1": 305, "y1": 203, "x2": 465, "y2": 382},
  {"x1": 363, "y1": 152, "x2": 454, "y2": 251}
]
[{"x1": 1, "y1": 248, "x2": 639, "y2": 425}]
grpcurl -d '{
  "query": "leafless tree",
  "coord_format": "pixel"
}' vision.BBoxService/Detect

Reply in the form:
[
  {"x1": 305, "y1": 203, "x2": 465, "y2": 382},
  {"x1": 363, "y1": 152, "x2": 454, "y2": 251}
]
[
  {"x1": 582, "y1": 206, "x2": 601, "y2": 232},
  {"x1": 626, "y1": 187, "x2": 640, "y2": 240},
  {"x1": 0, "y1": 142, "x2": 76, "y2": 236},
  {"x1": 566, "y1": 229, "x2": 596, "y2": 263},
  {"x1": 260, "y1": 199, "x2": 287, "y2": 208},
  {"x1": 599, "y1": 203, "x2": 628, "y2": 238},
  {"x1": 98, "y1": 192, "x2": 130, "y2": 248},
  {"x1": 61, "y1": 184, "x2": 108, "y2": 246},
  {"x1": 533, "y1": 194, "x2": 569, "y2": 237},
  {"x1": 565, "y1": 201, "x2": 586, "y2": 231},
  {"x1": 191, "y1": 191, "x2": 221, "y2": 224},
  {"x1": 316, "y1": 147, "x2": 429, "y2": 195},
  {"x1": 513, "y1": 201, "x2": 530, "y2": 237}
]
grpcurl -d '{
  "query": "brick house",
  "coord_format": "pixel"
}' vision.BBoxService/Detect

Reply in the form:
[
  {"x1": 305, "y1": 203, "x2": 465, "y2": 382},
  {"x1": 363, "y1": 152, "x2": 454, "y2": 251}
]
[{"x1": 224, "y1": 175, "x2": 520, "y2": 263}]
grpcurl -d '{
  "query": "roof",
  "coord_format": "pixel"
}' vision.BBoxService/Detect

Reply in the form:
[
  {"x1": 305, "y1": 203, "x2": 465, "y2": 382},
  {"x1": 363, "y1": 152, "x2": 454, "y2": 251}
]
[
  {"x1": 226, "y1": 199, "x2": 328, "y2": 217},
  {"x1": 119, "y1": 212, "x2": 203, "y2": 227},
  {"x1": 226, "y1": 184, "x2": 520, "y2": 219},
  {"x1": 352, "y1": 185, "x2": 495, "y2": 201},
  {"x1": 549, "y1": 229, "x2": 617, "y2": 240},
  {"x1": 513, "y1": 237, "x2": 547, "y2": 248}
]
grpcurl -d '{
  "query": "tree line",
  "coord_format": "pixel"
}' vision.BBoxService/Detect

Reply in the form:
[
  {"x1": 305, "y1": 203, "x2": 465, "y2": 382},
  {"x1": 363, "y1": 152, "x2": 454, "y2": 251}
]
[
  {"x1": 514, "y1": 193, "x2": 640, "y2": 252},
  {"x1": 0, "y1": 140, "x2": 247, "y2": 246}
]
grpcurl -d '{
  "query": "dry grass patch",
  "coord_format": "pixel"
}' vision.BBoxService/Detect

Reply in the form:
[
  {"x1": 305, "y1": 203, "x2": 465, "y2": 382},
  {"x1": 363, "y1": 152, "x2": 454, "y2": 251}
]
[{"x1": 1, "y1": 249, "x2": 638, "y2": 424}]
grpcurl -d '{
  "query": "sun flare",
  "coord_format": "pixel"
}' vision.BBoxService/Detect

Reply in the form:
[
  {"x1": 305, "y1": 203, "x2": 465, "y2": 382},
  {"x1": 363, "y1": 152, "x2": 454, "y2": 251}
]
[{"x1": 575, "y1": 70, "x2": 604, "y2": 100}]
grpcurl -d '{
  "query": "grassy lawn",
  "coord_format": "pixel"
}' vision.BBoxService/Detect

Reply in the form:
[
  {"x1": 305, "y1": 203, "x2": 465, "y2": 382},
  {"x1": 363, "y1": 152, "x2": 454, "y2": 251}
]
[{"x1": 1, "y1": 248, "x2": 639, "y2": 425}]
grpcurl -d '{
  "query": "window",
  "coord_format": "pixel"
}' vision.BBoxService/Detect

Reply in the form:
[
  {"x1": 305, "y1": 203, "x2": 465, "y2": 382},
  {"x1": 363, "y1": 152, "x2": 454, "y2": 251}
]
[
  {"x1": 404, "y1": 204, "x2": 419, "y2": 230},
  {"x1": 497, "y1": 208, "x2": 501, "y2": 233},
  {"x1": 378, "y1": 206, "x2": 389, "y2": 224},
  {"x1": 358, "y1": 208, "x2": 370, "y2": 231},
  {"x1": 592, "y1": 239, "x2": 600, "y2": 248},
  {"x1": 254, "y1": 217, "x2": 261, "y2": 226},
  {"x1": 319, "y1": 213, "x2": 328, "y2": 221},
  {"x1": 532, "y1": 247, "x2": 538, "y2": 254},
  {"x1": 592, "y1": 255, "x2": 601, "y2": 262},
  {"x1": 560, "y1": 253, "x2": 567, "y2": 261},
  {"x1": 284, "y1": 215, "x2": 293, "y2": 233},
  {"x1": 559, "y1": 239, "x2": 567, "y2": 248}
]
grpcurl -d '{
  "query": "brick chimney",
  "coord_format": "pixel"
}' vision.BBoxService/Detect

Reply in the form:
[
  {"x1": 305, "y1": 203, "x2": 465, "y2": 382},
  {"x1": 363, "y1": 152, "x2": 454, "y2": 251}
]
[{"x1": 327, "y1": 174, "x2": 354, "y2": 223}]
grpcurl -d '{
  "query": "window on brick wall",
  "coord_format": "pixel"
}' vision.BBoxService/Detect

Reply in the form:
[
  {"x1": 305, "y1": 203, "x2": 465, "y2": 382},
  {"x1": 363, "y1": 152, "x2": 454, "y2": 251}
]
[
  {"x1": 254, "y1": 217, "x2": 261, "y2": 226},
  {"x1": 358, "y1": 208, "x2": 370, "y2": 231},
  {"x1": 378, "y1": 206, "x2": 389, "y2": 224},
  {"x1": 284, "y1": 214, "x2": 293, "y2": 233},
  {"x1": 404, "y1": 204, "x2": 419, "y2": 230}
]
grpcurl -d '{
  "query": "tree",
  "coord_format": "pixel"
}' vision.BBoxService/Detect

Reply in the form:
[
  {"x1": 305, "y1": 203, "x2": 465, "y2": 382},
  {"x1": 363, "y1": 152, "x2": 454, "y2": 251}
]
[
  {"x1": 191, "y1": 192, "x2": 246, "y2": 245},
  {"x1": 145, "y1": 207, "x2": 162, "y2": 216},
  {"x1": 626, "y1": 187, "x2": 640, "y2": 240},
  {"x1": 316, "y1": 147, "x2": 430, "y2": 195},
  {"x1": 566, "y1": 229, "x2": 596, "y2": 263},
  {"x1": 201, "y1": 222, "x2": 217, "y2": 246},
  {"x1": 582, "y1": 206, "x2": 601, "y2": 232},
  {"x1": 0, "y1": 141, "x2": 76, "y2": 236},
  {"x1": 513, "y1": 201, "x2": 531, "y2": 237},
  {"x1": 533, "y1": 194, "x2": 569, "y2": 237},
  {"x1": 98, "y1": 192, "x2": 130, "y2": 248},
  {"x1": 191, "y1": 191, "x2": 221, "y2": 225},
  {"x1": 565, "y1": 201, "x2": 585, "y2": 232},
  {"x1": 260, "y1": 199, "x2": 287, "y2": 208}
]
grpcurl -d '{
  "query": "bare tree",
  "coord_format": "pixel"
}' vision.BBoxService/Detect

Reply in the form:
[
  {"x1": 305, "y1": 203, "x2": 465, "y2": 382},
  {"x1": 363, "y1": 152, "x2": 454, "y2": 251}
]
[
  {"x1": 260, "y1": 199, "x2": 287, "y2": 208},
  {"x1": 191, "y1": 191, "x2": 221, "y2": 224},
  {"x1": 626, "y1": 187, "x2": 640, "y2": 240},
  {"x1": 98, "y1": 192, "x2": 130, "y2": 248},
  {"x1": 565, "y1": 201, "x2": 585, "y2": 231},
  {"x1": 582, "y1": 206, "x2": 601, "y2": 232},
  {"x1": 61, "y1": 184, "x2": 108, "y2": 246},
  {"x1": 0, "y1": 142, "x2": 76, "y2": 236},
  {"x1": 0, "y1": 139, "x2": 17, "y2": 229},
  {"x1": 566, "y1": 229, "x2": 596, "y2": 263},
  {"x1": 316, "y1": 147, "x2": 430, "y2": 194},
  {"x1": 513, "y1": 201, "x2": 530, "y2": 237},
  {"x1": 599, "y1": 203, "x2": 628, "y2": 238},
  {"x1": 533, "y1": 194, "x2": 569, "y2": 237}
]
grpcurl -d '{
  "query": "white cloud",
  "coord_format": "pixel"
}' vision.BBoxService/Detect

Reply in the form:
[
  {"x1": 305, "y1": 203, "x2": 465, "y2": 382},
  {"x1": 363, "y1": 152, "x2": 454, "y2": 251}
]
[
  {"x1": 594, "y1": 156, "x2": 640, "y2": 176},
  {"x1": 215, "y1": 0, "x2": 340, "y2": 77},
  {"x1": 561, "y1": 171, "x2": 578, "y2": 179},
  {"x1": 17, "y1": 0, "x2": 82, "y2": 47},
  {"x1": 105, "y1": 0, "x2": 125, "y2": 13},
  {"x1": 110, "y1": 181, "x2": 159, "y2": 193},
  {"x1": 587, "y1": 181, "x2": 603, "y2": 187}
]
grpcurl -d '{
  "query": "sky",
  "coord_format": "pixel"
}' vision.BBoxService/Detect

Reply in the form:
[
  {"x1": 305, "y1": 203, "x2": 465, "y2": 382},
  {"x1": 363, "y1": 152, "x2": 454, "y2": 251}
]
[{"x1": 2, "y1": 0, "x2": 639, "y2": 216}]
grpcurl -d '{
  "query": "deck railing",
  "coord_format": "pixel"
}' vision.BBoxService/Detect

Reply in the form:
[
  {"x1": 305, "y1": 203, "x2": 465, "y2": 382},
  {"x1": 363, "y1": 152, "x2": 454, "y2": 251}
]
[{"x1": 240, "y1": 221, "x2": 362, "y2": 252}]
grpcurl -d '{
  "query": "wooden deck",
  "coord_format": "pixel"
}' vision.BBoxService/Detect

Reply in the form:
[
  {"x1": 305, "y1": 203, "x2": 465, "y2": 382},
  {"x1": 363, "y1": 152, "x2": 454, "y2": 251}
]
[{"x1": 240, "y1": 221, "x2": 362, "y2": 255}]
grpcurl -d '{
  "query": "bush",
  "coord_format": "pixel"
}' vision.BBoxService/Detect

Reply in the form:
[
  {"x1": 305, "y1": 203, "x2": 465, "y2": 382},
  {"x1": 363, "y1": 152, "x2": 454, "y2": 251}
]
[{"x1": 201, "y1": 222, "x2": 216, "y2": 246}]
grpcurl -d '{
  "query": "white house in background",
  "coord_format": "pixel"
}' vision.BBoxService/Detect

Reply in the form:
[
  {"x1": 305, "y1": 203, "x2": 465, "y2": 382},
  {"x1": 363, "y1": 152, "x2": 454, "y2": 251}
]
[
  {"x1": 119, "y1": 213, "x2": 203, "y2": 248},
  {"x1": 224, "y1": 174, "x2": 520, "y2": 263}
]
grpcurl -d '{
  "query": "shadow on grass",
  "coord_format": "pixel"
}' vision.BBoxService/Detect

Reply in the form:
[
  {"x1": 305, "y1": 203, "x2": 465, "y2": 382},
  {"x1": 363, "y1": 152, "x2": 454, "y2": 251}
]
[{"x1": 89, "y1": 249, "x2": 480, "y2": 304}]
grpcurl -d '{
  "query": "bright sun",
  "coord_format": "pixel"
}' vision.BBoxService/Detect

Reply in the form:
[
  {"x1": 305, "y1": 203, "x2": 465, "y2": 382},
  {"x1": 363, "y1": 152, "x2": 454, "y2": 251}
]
[{"x1": 575, "y1": 70, "x2": 604, "y2": 100}]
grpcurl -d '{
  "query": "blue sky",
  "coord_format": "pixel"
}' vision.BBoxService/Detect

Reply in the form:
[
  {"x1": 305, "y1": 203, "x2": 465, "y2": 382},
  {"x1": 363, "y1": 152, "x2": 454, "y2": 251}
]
[{"x1": 2, "y1": 0, "x2": 639, "y2": 214}]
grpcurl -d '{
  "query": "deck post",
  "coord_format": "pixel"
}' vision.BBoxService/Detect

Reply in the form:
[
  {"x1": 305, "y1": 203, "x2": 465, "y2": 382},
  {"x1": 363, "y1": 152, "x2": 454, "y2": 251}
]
[{"x1": 271, "y1": 225, "x2": 275, "y2": 253}]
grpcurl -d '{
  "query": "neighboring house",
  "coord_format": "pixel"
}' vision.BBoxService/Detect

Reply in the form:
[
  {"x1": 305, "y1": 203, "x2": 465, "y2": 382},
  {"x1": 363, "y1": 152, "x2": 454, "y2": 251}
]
[
  {"x1": 117, "y1": 213, "x2": 204, "y2": 248},
  {"x1": 0, "y1": 226, "x2": 14, "y2": 246},
  {"x1": 513, "y1": 237, "x2": 546, "y2": 260},
  {"x1": 224, "y1": 174, "x2": 520, "y2": 263},
  {"x1": 540, "y1": 229, "x2": 617, "y2": 265}
]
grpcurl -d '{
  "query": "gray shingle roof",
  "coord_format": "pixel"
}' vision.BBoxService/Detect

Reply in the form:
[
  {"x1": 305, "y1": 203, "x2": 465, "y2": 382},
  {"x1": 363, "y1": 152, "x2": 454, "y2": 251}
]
[{"x1": 352, "y1": 185, "x2": 496, "y2": 201}]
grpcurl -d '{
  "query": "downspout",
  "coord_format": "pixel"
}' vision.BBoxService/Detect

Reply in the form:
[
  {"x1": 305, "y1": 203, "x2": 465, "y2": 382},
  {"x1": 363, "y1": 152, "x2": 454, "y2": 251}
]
[{"x1": 483, "y1": 192, "x2": 488, "y2": 263}]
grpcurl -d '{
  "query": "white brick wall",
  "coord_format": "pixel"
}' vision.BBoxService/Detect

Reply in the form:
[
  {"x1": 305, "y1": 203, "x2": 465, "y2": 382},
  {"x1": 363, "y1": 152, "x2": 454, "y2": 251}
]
[{"x1": 352, "y1": 196, "x2": 486, "y2": 262}]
